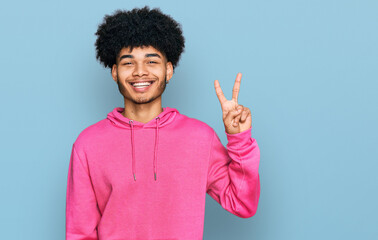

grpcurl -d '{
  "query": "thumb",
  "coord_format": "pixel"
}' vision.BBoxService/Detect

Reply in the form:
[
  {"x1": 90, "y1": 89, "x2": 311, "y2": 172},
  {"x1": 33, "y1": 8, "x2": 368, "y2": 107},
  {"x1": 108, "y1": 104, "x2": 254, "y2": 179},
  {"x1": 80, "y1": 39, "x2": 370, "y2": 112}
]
[{"x1": 224, "y1": 108, "x2": 242, "y2": 127}]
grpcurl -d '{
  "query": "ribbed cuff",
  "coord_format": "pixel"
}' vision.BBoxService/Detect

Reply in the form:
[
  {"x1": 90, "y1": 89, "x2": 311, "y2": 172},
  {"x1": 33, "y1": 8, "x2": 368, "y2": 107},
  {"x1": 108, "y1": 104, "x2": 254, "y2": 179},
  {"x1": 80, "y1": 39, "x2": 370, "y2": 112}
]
[{"x1": 225, "y1": 127, "x2": 252, "y2": 149}]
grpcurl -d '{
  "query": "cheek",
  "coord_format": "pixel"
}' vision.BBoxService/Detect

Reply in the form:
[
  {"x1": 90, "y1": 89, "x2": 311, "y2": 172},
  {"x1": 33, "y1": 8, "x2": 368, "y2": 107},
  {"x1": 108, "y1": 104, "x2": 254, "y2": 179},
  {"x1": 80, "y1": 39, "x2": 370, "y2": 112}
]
[
  {"x1": 157, "y1": 80, "x2": 166, "y2": 90},
  {"x1": 117, "y1": 67, "x2": 133, "y2": 76},
  {"x1": 149, "y1": 66, "x2": 166, "y2": 75}
]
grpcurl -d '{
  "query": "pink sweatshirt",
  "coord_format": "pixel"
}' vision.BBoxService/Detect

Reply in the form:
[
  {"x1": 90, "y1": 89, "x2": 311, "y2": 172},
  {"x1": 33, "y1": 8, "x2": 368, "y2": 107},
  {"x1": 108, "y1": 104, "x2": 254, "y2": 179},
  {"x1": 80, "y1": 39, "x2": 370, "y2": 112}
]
[{"x1": 66, "y1": 106, "x2": 260, "y2": 240}]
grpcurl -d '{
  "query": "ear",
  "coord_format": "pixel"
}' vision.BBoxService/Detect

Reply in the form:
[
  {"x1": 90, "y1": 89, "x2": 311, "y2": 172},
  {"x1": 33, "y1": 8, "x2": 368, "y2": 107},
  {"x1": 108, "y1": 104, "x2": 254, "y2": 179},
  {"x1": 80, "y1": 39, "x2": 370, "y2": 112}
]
[
  {"x1": 165, "y1": 62, "x2": 173, "y2": 83},
  {"x1": 111, "y1": 64, "x2": 118, "y2": 83}
]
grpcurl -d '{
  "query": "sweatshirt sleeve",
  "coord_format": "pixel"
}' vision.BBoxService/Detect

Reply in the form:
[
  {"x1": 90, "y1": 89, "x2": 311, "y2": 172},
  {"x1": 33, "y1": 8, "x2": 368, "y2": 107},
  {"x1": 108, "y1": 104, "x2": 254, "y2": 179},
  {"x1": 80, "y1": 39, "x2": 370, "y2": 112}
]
[
  {"x1": 206, "y1": 127, "x2": 260, "y2": 218},
  {"x1": 66, "y1": 144, "x2": 101, "y2": 240}
]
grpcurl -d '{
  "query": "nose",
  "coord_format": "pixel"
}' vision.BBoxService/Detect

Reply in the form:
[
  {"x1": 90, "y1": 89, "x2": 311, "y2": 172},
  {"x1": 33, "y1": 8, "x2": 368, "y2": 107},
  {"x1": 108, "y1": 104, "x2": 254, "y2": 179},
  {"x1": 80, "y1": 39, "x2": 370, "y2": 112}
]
[{"x1": 132, "y1": 62, "x2": 148, "y2": 77}]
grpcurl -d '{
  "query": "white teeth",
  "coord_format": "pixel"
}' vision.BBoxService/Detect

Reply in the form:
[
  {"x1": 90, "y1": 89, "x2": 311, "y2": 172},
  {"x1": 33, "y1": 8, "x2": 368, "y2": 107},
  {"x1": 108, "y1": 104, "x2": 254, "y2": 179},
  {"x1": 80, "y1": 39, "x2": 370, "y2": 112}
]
[{"x1": 131, "y1": 82, "x2": 152, "y2": 87}]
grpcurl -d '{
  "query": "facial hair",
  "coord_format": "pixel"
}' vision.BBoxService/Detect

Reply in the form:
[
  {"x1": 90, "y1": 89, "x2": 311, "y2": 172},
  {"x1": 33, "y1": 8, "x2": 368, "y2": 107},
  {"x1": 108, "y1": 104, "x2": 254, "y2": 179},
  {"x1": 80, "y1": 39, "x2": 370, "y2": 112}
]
[{"x1": 116, "y1": 74, "x2": 167, "y2": 105}]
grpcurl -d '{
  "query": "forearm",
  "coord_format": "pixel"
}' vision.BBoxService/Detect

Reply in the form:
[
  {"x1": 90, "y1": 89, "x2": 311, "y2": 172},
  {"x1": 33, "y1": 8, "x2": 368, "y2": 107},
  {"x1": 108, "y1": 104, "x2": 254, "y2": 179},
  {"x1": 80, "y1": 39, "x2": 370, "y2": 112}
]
[{"x1": 207, "y1": 127, "x2": 260, "y2": 218}]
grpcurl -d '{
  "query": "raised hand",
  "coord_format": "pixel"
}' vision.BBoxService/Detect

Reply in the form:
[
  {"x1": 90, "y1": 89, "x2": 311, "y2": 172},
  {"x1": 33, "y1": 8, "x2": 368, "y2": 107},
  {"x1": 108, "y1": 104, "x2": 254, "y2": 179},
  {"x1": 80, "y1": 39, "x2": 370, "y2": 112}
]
[{"x1": 214, "y1": 73, "x2": 252, "y2": 134}]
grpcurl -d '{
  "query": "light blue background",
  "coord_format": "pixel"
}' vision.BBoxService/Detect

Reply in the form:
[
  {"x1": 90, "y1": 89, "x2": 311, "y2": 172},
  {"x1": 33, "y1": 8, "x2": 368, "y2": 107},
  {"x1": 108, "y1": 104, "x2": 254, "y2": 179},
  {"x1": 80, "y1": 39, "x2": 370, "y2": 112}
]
[{"x1": 1, "y1": 0, "x2": 377, "y2": 239}]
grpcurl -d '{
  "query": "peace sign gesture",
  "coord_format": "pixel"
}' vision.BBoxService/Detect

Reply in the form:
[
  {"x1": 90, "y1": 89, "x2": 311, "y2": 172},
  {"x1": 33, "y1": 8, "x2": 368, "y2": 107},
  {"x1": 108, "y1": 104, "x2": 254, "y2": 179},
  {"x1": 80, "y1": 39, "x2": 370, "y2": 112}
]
[{"x1": 214, "y1": 73, "x2": 252, "y2": 134}]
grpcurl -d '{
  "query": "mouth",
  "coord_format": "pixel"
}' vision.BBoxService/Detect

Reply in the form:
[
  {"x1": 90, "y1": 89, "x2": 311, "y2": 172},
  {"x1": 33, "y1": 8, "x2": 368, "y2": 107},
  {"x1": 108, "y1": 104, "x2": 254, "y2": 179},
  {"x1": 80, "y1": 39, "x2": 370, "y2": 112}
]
[{"x1": 128, "y1": 80, "x2": 155, "y2": 92}]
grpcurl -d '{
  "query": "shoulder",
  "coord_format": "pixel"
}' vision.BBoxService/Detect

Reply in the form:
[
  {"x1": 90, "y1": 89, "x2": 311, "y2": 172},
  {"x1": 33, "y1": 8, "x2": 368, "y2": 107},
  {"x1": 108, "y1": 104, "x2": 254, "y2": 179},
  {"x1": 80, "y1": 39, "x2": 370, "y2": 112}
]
[
  {"x1": 175, "y1": 112, "x2": 216, "y2": 136},
  {"x1": 72, "y1": 119, "x2": 109, "y2": 151}
]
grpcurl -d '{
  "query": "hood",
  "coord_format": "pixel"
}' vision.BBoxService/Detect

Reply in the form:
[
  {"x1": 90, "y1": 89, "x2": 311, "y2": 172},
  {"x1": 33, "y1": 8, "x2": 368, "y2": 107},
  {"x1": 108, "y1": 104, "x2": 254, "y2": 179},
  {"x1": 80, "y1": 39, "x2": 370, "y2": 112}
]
[
  {"x1": 106, "y1": 106, "x2": 180, "y2": 182},
  {"x1": 107, "y1": 106, "x2": 179, "y2": 129}
]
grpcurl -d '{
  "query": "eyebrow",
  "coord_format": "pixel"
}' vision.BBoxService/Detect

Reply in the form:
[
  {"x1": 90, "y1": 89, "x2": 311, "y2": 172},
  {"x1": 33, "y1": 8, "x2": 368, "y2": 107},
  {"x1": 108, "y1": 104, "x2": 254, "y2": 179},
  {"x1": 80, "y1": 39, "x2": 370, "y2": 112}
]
[{"x1": 119, "y1": 53, "x2": 161, "y2": 61}]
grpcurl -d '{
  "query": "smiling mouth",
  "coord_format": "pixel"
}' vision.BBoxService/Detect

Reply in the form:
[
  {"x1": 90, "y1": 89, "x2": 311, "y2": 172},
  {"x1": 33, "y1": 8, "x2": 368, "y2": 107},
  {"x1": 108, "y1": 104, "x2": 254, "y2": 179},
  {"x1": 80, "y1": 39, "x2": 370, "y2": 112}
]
[
  {"x1": 129, "y1": 81, "x2": 155, "y2": 87},
  {"x1": 128, "y1": 80, "x2": 156, "y2": 92}
]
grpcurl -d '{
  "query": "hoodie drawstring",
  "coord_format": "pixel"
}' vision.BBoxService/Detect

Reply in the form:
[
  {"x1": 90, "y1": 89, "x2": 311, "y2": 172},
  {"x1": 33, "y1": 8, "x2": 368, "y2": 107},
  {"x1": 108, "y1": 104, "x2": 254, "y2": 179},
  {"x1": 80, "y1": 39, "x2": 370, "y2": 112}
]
[
  {"x1": 129, "y1": 120, "x2": 136, "y2": 181},
  {"x1": 154, "y1": 116, "x2": 160, "y2": 181},
  {"x1": 129, "y1": 117, "x2": 160, "y2": 182}
]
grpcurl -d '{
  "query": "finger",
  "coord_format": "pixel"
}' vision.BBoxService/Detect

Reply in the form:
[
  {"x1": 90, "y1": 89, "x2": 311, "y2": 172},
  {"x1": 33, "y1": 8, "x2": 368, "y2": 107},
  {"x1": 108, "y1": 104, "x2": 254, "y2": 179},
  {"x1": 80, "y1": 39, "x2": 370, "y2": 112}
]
[
  {"x1": 233, "y1": 105, "x2": 244, "y2": 126},
  {"x1": 232, "y1": 72, "x2": 242, "y2": 103},
  {"x1": 214, "y1": 80, "x2": 228, "y2": 105},
  {"x1": 240, "y1": 108, "x2": 250, "y2": 122},
  {"x1": 234, "y1": 112, "x2": 242, "y2": 127},
  {"x1": 225, "y1": 108, "x2": 242, "y2": 127},
  {"x1": 246, "y1": 113, "x2": 252, "y2": 126},
  {"x1": 240, "y1": 109, "x2": 248, "y2": 122}
]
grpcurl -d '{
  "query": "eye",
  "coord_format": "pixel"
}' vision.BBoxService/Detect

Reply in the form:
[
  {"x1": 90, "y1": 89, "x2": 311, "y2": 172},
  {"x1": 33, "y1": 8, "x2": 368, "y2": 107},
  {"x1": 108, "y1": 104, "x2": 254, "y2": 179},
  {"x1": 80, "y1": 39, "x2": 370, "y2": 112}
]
[
  {"x1": 122, "y1": 62, "x2": 132, "y2": 65},
  {"x1": 148, "y1": 61, "x2": 157, "y2": 64}
]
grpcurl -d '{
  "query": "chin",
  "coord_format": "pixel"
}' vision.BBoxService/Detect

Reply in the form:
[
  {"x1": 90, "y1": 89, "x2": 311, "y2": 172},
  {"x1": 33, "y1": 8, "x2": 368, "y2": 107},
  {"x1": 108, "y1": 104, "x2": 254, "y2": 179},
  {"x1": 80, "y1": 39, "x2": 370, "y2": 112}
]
[{"x1": 129, "y1": 92, "x2": 164, "y2": 105}]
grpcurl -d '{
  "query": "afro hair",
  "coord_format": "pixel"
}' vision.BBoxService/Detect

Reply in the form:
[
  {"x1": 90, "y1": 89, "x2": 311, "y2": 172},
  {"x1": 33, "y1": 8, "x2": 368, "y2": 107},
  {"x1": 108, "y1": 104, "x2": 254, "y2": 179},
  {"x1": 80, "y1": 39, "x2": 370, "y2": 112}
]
[{"x1": 94, "y1": 6, "x2": 185, "y2": 72}]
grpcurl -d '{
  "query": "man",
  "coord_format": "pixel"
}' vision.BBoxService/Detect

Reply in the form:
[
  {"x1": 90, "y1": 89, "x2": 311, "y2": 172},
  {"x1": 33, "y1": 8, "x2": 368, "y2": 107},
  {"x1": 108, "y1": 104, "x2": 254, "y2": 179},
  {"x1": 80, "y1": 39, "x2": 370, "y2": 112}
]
[{"x1": 66, "y1": 6, "x2": 260, "y2": 240}]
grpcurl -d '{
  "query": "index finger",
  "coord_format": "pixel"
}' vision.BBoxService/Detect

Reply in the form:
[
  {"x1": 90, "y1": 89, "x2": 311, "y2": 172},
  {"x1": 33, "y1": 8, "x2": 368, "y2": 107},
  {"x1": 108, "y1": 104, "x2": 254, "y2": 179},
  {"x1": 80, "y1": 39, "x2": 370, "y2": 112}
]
[
  {"x1": 214, "y1": 79, "x2": 228, "y2": 105},
  {"x1": 232, "y1": 72, "x2": 242, "y2": 103}
]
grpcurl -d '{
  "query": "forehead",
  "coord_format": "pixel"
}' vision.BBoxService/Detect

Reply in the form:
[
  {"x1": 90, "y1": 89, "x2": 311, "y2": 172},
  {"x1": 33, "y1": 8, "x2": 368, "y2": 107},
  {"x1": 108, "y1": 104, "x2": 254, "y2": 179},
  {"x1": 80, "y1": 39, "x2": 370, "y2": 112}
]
[{"x1": 118, "y1": 46, "x2": 166, "y2": 60}]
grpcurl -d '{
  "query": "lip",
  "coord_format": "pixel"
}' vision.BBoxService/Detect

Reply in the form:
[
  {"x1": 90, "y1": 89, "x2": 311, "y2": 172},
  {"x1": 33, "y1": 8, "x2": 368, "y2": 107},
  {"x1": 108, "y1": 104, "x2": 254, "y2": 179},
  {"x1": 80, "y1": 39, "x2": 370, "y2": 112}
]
[
  {"x1": 129, "y1": 80, "x2": 155, "y2": 92},
  {"x1": 128, "y1": 80, "x2": 155, "y2": 84}
]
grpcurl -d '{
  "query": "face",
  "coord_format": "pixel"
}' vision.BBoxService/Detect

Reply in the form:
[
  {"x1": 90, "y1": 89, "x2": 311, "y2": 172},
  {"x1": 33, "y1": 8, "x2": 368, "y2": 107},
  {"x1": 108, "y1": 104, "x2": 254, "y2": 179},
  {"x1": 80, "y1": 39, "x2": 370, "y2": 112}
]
[{"x1": 111, "y1": 46, "x2": 173, "y2": 105}]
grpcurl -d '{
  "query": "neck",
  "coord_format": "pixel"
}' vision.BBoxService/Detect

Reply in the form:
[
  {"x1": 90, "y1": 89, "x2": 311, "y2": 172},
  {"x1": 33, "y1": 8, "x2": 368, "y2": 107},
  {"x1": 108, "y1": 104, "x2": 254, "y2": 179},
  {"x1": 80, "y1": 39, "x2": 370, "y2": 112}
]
[{"x1": 121, "y1": 98, "x2": 164, "y2": 124}]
